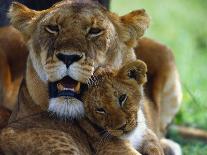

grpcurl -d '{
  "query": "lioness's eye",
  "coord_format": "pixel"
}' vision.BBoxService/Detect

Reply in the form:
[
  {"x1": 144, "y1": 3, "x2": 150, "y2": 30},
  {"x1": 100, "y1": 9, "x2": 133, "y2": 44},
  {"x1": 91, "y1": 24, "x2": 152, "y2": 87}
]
[
  {"x1": 88, "y1": 27, "x2": 103, "y2": 37},
  {"x1": 118, "y1": 94, "x2": 128, "y2": 107},
  {"x1": 95, "y1": 108, "x2": 106, "y2": 114},
  {"x1": 45, "y1": 25, "x2": 59, "y2": 34}
]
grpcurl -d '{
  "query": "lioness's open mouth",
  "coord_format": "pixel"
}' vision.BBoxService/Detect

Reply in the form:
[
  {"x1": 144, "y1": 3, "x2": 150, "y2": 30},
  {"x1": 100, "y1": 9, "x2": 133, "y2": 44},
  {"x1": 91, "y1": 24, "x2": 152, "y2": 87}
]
[{"x1": 48, "y1": 76, "x2": 83, "y2": 101}]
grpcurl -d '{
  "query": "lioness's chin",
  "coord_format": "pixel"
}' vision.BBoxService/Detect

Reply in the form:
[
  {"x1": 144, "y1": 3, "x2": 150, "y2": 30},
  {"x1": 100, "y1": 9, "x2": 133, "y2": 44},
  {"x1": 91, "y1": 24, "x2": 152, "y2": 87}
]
[{"x1": 48, "y1": 97, "x2": 84, "y2": 119}]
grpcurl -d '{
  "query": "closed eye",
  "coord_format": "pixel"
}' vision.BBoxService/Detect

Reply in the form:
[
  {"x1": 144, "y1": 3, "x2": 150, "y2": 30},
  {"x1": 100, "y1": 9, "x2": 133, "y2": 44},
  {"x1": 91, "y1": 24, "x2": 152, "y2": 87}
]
[
  {"x1": 45, "y1": 25, "x2": 59, "y2": 34},
  {"x1": 118, "y1": 94, "x2": 128, "y2": 107},
  {"x1": 88, "y1": 27, "x2": 103, "y2": 37},
  {"x1": 95, "y1": 108, "x2": 106, "y2": 114}
]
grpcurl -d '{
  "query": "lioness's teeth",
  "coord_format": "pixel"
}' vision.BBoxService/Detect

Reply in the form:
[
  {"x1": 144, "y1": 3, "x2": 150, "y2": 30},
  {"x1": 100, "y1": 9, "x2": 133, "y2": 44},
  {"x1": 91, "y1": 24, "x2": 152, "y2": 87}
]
[
  {"x1": 57, "y1": 82, "x2": 80, "y2": 93},
  {"x1": 63, "y1": 88, "x2": 69, "y2": 91},
  {"x1": 57, "y1": 83, "x2": 64, "y2": 91},
  {"x1": 75, "y1": 82, "x2": 81, "y2": 93},
  {"x1": 64, "y1": 88, "x2": 75, "y2": 91}
]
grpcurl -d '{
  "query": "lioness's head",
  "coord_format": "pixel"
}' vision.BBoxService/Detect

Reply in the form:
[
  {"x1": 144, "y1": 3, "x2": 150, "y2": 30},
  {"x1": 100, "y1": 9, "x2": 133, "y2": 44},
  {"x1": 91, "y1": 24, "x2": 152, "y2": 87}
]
[
  {"x1": 83, "y1": 60, "x2": 147, "y2": 136},
  {"x1": 9, "y1": 0, "x2": 149, "y2": 119}
]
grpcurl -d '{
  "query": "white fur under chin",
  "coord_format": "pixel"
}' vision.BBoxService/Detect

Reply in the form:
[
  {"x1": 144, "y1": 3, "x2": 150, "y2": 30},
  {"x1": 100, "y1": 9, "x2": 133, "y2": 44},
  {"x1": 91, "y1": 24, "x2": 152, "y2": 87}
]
[
  {"x1": 121, "y1": 108, "x2": 147, "y2": 149},
  {"x1": 48, "y1": 97, "x2": 85, "y2": 120}
]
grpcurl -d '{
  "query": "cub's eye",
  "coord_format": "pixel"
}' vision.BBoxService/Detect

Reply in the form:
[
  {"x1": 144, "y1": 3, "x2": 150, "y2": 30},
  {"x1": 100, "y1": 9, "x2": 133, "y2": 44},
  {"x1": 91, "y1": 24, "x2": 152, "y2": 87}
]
[
  {"x1": 45, "y1": 25, "x2": 59, "y2": 34},
  {"x1": 88, "y1": 27, "x2": 103, "y2": 37},
  {"x1": 118, "y1": 94, "x2": 128, "y2": 107},
  {"x1": 95, "y1": 108, "x2": 106, "y2": 114}
]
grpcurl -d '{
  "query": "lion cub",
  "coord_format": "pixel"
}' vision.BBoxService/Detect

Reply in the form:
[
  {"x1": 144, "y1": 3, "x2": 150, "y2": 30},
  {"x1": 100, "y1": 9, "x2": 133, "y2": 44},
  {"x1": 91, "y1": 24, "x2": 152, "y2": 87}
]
[{"x1": 82, "y1": 60, "x2": 164, "y2": 155}]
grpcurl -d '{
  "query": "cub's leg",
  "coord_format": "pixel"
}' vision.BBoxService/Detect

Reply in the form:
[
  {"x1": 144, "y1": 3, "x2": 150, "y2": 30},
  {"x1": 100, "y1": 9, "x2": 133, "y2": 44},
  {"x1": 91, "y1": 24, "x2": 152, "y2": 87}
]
[
  {"x1": 96, "y1": 139, "x2": 141, "y2": 155},
  {"x1": 140, "y1": 129, "x2": 164, "y2": 155},
  {"x1": 0, "y1": 127, "x2": 90, "y2": 155}
]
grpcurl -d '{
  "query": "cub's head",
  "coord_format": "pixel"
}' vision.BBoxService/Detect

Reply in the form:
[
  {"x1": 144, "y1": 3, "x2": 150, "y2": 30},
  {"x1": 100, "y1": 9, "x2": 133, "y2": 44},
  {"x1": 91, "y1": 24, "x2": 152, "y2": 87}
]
[
  {"x1": 83, "y1": 60, "x2": 147, "y2": 136},
  {"x1": 9, "y1": 0, "x2": 149, "y2": 119}
]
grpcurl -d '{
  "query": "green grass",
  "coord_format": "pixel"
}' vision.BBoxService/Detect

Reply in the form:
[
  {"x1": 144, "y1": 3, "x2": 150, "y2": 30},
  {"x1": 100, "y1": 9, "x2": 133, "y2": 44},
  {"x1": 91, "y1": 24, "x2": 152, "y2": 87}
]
[{"x1": 111, "y1": 0, "x2": 207, "y2": 154}]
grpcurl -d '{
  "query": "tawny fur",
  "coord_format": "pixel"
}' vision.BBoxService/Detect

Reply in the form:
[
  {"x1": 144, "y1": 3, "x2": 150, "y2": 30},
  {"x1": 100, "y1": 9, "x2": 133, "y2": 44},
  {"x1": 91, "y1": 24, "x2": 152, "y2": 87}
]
[{"x1": 0, "y1": 0, "x2": 182, "y2": 154}]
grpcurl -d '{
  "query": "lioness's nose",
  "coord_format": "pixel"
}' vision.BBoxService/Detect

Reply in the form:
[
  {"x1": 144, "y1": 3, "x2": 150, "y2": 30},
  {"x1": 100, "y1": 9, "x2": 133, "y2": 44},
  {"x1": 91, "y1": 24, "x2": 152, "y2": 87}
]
[{"x1": 56, "y1": 53, "x2": 82, "y2": 68}]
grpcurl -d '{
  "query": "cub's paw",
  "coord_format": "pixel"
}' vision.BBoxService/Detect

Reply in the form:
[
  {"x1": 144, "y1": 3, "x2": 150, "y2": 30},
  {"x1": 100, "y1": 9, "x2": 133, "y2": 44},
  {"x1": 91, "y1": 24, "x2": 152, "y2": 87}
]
[
  {"x1": 142, "y1": 144, "x2": 164, "y2": 155},
  {"x1": 141, "y1": 129, "x2": 164, "y2": 155},
  {"x1": 93, "y1": 65, "x2": 113, "y2": 76},
  {"x1": 44, "y1": 60, "x2": 67, "y2": 82},
  {"x1": 68, "y1": 55, "x2": 94, "y2": 83}
]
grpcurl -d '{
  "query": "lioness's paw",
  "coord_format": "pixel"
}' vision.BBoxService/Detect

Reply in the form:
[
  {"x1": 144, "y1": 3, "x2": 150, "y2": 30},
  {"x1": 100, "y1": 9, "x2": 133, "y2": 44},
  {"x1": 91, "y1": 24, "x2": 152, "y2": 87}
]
[
  {"x1": 44, "y1": 61, "x2": 67, "y2": 82},
  {"x1": 160, "y1": 138, "x2": 182, "y2": 155},
  {"x1": 68, "y1": 56, "x2": 94, "y2": 83}
]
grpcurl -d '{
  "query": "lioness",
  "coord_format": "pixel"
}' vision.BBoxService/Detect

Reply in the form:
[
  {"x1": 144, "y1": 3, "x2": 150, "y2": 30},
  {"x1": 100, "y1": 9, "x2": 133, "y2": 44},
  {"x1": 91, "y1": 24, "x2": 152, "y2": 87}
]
[
  {"x1": 7, "y1": 0, "x2": 150, "y2": 118},
  {"x1": 0, "y1": 0, "x2": 149, "y2": 154}
]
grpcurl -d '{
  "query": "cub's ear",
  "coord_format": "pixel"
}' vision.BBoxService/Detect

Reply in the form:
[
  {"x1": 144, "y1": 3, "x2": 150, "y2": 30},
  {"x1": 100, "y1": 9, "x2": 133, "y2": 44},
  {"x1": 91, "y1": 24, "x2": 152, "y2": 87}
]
[
  {"x1": 109, "y1": 9, "x2": 150, "y2": 47},
  {"x1": 8, "y1": 2, "x2": 40, "y2": 40},
  {"x1": 116, "y1": 60, "x2": 147, "y2": 85}
]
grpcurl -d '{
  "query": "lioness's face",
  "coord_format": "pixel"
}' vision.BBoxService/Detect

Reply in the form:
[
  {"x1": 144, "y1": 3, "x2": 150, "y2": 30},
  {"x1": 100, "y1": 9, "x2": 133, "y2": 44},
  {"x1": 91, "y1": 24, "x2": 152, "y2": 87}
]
[
  {"x1": 83, "y1": 60, "x2": 147, "y2": 136},
  {"x1": 9, "y1": 1, "x2": 149, "y2": 119}
]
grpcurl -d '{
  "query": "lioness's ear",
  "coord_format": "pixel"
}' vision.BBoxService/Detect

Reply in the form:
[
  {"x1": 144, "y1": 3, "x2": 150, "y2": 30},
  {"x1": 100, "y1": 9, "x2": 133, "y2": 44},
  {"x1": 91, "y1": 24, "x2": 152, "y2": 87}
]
[
  {"x1": 110, "y1": 9, "x2": 150, "y2": 47},
  {"x1": 8, "y1": 2, "x2": 40, "y2": 40},
  {"x1": 116, "y1": 60, "x2": 147, "y2": 85}
]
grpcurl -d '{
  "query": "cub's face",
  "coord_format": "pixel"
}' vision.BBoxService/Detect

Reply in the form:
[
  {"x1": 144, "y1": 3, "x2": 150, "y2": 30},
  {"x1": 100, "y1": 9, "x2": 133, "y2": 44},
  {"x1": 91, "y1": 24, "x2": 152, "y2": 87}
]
[
  {"x1": 83, "y1": 60, "x2": 147, "y2": 136},
  {"x1": 9, "y1": 1, "x2": 149, "y2": 119}
]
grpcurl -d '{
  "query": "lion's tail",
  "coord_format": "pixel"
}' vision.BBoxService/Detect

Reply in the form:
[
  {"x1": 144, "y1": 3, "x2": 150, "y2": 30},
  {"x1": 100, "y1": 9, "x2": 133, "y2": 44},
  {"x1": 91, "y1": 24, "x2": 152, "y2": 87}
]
[{"x1": 169, "y1": 125, "x2": 207, "y2": 142}]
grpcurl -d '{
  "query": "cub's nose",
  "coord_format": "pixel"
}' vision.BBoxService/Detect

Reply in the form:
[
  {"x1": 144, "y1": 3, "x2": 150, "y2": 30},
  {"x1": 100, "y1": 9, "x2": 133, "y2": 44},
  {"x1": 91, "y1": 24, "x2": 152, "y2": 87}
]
[
  {"x1": 117, "y1": 122, "x2": 127, "y2": 130},
  {"x1": 56, "y1": 53, "x2": 82, "y2": 68}
]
